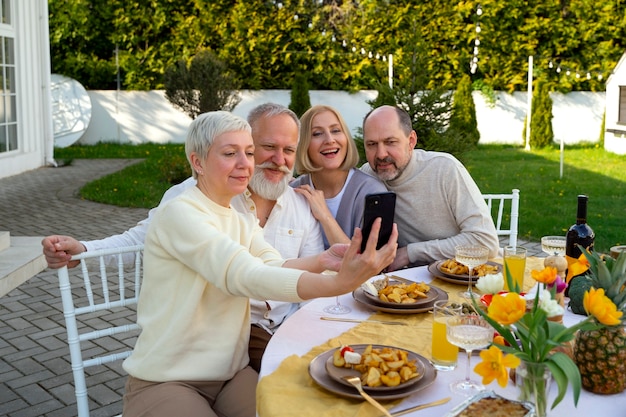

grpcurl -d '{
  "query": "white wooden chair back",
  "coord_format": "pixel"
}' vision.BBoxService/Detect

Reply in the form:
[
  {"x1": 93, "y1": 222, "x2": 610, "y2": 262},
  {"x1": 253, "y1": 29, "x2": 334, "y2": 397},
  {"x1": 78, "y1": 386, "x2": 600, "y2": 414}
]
[
  {"x1": 482, "y1": 189, "x2": 520, "y2": 248},
  {"x1": 57, "y1": 245, "x2": 144, "y2": 417}
]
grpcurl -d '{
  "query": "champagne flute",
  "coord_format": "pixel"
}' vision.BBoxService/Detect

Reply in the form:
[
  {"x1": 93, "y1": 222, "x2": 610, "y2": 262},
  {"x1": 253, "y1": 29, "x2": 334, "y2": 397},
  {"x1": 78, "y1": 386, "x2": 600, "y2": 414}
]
[
  {"x1": 446, "y1": 314, "x2": 494, "y2": 396},
  {"x1": 541, "y1": 235, "x2": 566, "y2": 256},
  {"x1": 455, "y1": 245, "x2": 489, "y2": 300}
]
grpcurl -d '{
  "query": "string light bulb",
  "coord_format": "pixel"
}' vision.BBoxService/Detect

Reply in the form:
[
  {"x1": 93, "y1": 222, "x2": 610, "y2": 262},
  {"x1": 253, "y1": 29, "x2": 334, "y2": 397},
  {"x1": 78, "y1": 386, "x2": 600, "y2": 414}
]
[{"x1": 470, "y1": 4, "x2": 482, "y2": 74}]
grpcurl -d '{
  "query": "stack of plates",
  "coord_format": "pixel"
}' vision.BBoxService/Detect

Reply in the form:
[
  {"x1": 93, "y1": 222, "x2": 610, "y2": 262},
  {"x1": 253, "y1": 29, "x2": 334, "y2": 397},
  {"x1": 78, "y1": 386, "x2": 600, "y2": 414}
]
[
  {"x1": 352, "y1": 276, "x2": 448, "y2": 314},
  {"x1": 309, "y1": 344, "x2": 437, "y2": 400},
  {"x1": 428, "y1": 260, "x2": 501, "y2": 285}
]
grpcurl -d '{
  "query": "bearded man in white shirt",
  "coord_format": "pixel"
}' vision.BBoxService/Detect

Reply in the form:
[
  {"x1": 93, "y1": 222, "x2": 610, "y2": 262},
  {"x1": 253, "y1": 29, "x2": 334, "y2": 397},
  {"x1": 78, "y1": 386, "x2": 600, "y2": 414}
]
[{"x1": 42, "y1": 103, "x2": 324, "y2": 372}]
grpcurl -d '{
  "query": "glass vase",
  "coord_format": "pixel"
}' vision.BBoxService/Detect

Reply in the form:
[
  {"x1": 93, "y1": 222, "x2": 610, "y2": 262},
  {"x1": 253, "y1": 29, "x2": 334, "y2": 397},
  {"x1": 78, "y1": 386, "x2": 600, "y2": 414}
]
[{"x1": 516, "y1": 361, "x2": 551, "y2": 417}]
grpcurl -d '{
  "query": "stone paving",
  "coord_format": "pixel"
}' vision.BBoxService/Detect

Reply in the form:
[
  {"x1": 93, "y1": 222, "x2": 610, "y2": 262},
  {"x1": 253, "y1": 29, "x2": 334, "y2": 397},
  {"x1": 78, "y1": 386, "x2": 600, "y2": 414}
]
[
  {"x1": 0, "y1": 160, "x2": 544, "y2": 417},
  {"x1": 0, "y1": 160, "x2": 149, "y2": 417}
]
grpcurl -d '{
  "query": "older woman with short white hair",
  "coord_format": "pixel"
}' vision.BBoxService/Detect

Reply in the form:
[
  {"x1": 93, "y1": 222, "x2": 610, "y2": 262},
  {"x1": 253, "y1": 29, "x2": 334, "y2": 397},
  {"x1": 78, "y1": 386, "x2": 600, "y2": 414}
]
[{"x1": 122, "y1": 111, "x2": 397, "y2": 417}]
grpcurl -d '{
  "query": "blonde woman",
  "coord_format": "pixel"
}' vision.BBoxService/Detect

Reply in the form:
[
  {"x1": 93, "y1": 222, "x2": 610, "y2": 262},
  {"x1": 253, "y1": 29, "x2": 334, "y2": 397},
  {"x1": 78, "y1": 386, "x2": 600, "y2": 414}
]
[{"x1": 292, "y1": 105, "x2": 387, "y2": 249}]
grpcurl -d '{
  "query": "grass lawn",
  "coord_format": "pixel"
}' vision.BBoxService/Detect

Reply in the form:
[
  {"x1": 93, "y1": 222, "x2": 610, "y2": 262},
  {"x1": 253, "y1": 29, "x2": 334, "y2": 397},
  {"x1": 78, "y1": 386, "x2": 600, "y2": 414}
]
[
  {"x1": 54, "y1": 143, "x2": 626, "y2": 253},
  {"x1": 464, "y1": 145, "x2": 626, "y2": 252}
]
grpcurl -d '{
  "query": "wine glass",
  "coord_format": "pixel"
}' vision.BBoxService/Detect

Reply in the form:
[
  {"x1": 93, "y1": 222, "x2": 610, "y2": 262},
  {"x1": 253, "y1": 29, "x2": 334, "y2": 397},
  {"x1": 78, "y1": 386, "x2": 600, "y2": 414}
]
[
  {"x1": 541, "y1": 235, "x2": 566, "y2": 256},
  {"x1": 455, "y1": 245, "x2": 489, "y2": 300},
  {"x1": 320, "y1": 271, "x2": 351, "y2": 314},
  {"x1": 446, "y1": 314, "x2": 494, "y2": 396},
  {"x1": 323, "y1": 295, "x2": 351, "y2": 314}
]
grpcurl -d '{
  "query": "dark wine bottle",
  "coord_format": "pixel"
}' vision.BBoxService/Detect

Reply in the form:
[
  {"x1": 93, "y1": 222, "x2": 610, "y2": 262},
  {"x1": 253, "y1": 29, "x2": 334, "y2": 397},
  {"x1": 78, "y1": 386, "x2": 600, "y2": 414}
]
[{"x1": 566, "y1": 195, "x2": 595, "y2": 260}]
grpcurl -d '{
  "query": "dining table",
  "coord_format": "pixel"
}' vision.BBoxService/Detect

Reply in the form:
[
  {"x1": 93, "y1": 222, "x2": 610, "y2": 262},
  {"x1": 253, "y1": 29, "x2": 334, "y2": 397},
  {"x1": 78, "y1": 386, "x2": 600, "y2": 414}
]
[{"x1": 256, "y1": 257, "x2": 626, "y2": 416}]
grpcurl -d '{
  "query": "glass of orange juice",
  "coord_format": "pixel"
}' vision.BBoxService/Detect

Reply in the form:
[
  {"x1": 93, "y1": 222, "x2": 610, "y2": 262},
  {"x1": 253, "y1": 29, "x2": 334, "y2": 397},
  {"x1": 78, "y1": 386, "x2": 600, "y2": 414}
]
[
  {"x1": 503, "y1": 246, "x2": 527, "y2": 292},
  {"x1": 431, "y1": 300, "x2": 462, "y2": 371}
]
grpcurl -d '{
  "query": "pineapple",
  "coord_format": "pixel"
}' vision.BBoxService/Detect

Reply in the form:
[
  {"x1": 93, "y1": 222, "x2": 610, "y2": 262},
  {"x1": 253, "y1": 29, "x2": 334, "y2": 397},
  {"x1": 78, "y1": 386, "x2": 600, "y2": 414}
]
[{"x1": 573, "y1": 248, "x2": 626, "y2": 394}]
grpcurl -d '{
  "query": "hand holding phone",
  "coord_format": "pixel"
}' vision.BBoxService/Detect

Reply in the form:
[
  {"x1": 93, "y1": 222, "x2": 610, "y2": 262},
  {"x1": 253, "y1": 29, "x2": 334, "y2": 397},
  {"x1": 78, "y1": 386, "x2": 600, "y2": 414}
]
[{"x1": 360, "y1": 192, "x2": 396, "y2": 252}]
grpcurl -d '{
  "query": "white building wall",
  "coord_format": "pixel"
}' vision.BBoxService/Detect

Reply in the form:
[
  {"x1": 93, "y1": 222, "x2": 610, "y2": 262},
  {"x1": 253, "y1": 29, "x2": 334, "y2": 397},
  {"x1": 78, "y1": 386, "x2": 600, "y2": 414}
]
[
  {"x1": 77, "y1": 90, "x2": 605, "y2": 148},
  {"x1": 604, "y1": 52, "x2": 626, "y2": 155},
  {"x1": 0, "y1": 0, "x2": 52, "y2": 179}
]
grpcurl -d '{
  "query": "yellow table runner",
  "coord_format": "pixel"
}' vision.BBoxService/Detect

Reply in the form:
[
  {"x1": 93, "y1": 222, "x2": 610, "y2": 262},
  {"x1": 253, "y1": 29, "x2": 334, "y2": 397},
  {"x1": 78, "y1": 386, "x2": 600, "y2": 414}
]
[{"x1": 256, "y1": 257, "x2": 545, "y2": 417}]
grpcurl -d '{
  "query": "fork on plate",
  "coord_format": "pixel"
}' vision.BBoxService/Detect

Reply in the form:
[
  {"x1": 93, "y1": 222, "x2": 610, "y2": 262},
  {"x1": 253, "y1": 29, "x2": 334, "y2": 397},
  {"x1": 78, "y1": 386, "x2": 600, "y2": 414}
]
[{"x1": 342, "y1": 376, "x2": 392, "y2": 417}]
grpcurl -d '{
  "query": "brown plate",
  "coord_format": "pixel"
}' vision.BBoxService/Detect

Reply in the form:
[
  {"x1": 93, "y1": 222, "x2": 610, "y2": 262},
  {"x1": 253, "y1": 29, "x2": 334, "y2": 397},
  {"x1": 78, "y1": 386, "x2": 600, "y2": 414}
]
[
  {"x1": 428, "y1": 260, "x2": 501, "y2": 285},
  {"x1": 324, "y1": 344, "x2": 425, "y2": 392},
  {"x1": 309, "y1": 346, "x2": 437, "y2": 400},
  {"x1": 353, "y1": 286, "x2": 448, "y2": 314},
  {"x1": 362, "y1": 276, "x2": 439, "y2": 309}
]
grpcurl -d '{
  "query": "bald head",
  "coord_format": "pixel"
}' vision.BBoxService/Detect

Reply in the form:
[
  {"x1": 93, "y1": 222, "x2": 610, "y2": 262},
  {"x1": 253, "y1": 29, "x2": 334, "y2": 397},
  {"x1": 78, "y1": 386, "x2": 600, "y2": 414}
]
[{"x1": 362, "y1": 106, "x2": 417, "y2": 181}]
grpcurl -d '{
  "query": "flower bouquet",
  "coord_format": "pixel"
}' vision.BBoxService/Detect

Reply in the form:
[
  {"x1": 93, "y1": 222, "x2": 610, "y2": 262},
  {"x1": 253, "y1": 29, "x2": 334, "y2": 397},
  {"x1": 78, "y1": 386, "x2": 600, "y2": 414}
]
[{"x1": 472, "y1": 265, "x2": 622, "y2": 416}]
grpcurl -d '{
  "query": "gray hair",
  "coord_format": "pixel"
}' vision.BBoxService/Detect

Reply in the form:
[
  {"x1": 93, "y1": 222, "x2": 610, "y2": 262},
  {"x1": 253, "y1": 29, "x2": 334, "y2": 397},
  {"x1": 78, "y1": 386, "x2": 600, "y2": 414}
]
[
  {"x1": 247, "y1": 102, "x2": 301, "y2": 131},
  {"x1": 185, "y1": 111, "x2": 251, "y2": 179}
]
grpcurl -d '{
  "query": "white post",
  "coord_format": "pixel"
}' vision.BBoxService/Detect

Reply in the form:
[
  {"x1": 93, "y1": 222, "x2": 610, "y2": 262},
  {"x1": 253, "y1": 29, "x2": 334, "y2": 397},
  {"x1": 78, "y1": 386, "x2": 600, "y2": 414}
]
[
  {"x1": 560, "y1": 137, "x2": 564, "y2": 178},
  {"x1": 388, "y1": 54, "x2": 393, "y2": 89},
  {"x1": 525, "y1": 55, "x2": 533, "y2": 151},
  {"x1": 116, "y1": 45, "x2": 121, "y2": 141}
]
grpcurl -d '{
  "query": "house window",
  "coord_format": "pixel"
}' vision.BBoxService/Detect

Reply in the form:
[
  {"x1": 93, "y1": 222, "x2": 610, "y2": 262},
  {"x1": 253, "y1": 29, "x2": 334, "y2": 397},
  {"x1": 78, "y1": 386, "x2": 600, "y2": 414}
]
[
  {"x1": 619, "y1": 86, "x2": 626, "y2": 125},
  {"x1": 0, "y1": 0, "x2": 15, "y2": 154}
]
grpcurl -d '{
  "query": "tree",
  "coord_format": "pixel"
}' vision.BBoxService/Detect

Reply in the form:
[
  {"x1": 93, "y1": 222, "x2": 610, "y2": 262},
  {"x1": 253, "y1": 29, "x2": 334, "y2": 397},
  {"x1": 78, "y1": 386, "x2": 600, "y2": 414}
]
[
  {"x1": 288, "y1": 73, "x2": 312, "y2": 117},
  {"x1": 368, "y1": 81, "x2": 396, "y2": 108},
  {"x1": 529, "y1": 81, "x2": 554, "y2": 148},
  {"x1": 48, "y1": 1, "x2": 626, "y2": 92},
  {"x1": 369, "y1": 19, "x2": 472, "y2": 158},
  {"x1": 163, "y1": 50, "x2": 241, "y2": 119},
  {"x1": 449, "y1": 74, "x2": 480, "y2": 146}
]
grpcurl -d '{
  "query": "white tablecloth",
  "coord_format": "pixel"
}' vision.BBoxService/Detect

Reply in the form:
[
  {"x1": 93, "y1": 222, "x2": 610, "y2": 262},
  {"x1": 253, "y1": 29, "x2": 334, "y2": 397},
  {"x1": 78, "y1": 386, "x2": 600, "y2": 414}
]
[{"x1": 259, "y1": 266, "x2": 626, "y2": 416}]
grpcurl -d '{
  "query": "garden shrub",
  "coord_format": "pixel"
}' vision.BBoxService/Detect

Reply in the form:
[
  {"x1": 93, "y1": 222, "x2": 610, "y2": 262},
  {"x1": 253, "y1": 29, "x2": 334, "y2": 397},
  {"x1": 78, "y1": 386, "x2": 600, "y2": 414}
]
[
  {"x1": 449, "y1": 74, "x2": 480, "y2": 146},
  {"x1": 289, "y1": 73, "x2": 311, "y2": 117},
  {"x1": 529, "y1": 81, "x2": 554, "y2": 148},
  {"x1": 164, "y1": 50, "x2": 241, "y2": 119}
]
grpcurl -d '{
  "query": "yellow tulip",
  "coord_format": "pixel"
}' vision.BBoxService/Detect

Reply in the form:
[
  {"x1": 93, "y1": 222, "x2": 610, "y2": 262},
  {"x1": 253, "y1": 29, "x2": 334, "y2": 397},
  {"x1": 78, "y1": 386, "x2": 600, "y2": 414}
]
[
  {"x1": 565, "y1": 253, "x2": 590, "y2": 283},
  {"x1": 583, "y1": 288, "x2": 623, "y2": 326},
  {"x1": 488, "y1": 292, "x2": 526, "y2": 325},
  {"x1": 493, "y1": 335, "x2": 506, "y2": 346},
  {"x1": 475, "y1": 345, "x2": 521, "y2": 387},
  {"x1": 531, "y1": 267, "x2": 558, "y2": 285}
]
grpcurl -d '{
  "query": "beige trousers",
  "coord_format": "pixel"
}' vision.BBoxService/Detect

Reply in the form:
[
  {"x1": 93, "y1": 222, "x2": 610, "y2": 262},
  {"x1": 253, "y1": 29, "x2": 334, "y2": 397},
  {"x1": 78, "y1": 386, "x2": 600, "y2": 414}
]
[{"x1": 122, "y1": 366, "x2": 258, "y2": 417}]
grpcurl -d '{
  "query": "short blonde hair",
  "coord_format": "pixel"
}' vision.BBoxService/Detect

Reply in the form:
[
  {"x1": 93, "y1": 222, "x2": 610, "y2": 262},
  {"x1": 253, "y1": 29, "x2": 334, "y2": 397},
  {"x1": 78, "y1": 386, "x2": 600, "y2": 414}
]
[
  {"x1": 295, "y1": 105, "x2": 359, "y2": 175},
  {"x1": 185, "y1": 111, "x2": 251, "y2": 179}
]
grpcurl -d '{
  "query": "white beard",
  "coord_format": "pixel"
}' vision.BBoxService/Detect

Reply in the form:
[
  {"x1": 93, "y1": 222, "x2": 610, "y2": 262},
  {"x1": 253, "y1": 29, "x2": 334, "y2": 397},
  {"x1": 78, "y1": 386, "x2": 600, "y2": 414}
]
[{"x1": 248, "y1": 168, "x2": 290, "y2": 201}]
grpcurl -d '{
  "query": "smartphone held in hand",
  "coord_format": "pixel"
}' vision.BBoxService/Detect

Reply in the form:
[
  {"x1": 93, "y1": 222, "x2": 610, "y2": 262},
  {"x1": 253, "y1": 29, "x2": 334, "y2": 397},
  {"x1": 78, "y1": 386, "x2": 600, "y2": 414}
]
[{"x1": 360, "y1": 192, "x2": 396, "y2": 252}]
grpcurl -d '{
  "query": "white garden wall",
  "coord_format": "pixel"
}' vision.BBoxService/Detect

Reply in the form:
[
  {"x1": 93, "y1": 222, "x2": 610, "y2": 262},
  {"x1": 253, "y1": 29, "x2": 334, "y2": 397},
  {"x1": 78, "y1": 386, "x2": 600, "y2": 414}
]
[{"x1": 75, "y1": 89, "x2": 605, "y2": 148}]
